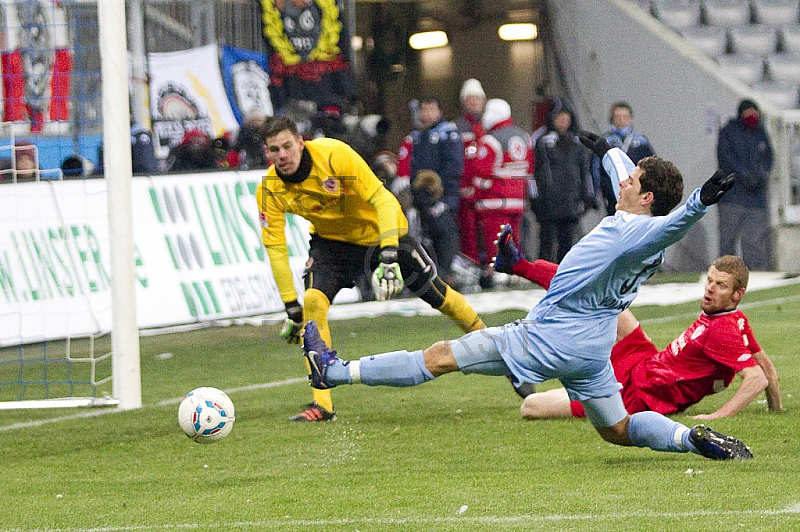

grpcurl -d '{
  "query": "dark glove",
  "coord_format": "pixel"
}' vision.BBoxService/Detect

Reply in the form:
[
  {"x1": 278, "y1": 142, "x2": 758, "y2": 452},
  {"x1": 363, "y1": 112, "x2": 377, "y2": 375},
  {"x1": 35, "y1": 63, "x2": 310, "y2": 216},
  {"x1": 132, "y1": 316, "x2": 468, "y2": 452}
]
[
  {"x1": 579, "y1": 131, "x2": 613, "y2": 158},
  {"x1": 371, "y1": 247, "x2": 404, "y2": 301},
  {"x1": 279, "y1": 300, "x2": 303, "y2": 344},
  {"x1": 700, "y1": 170, "x2": 736, "y2": 206}
]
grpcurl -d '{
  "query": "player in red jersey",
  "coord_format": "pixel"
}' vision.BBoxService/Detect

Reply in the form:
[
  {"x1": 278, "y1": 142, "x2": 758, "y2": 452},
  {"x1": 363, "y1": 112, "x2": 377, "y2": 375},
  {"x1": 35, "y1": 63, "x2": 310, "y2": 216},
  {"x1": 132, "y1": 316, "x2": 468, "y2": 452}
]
[{"x1": 492, "y1": 225, "x2": 783, "y2": 420}]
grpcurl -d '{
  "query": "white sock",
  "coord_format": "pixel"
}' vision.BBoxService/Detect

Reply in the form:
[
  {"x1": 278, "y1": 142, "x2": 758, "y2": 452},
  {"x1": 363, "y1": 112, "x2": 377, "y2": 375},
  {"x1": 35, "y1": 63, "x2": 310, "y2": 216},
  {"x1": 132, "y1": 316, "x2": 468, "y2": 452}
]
[{"x1": 349, "y1": 360, "x2": 361, "y2": 384}]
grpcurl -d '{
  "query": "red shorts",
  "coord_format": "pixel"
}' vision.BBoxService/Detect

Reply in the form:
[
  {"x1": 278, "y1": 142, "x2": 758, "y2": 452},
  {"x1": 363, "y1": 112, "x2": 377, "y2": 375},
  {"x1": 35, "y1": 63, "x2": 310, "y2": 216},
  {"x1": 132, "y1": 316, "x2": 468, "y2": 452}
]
[{"x1": 570, "y1": 324, "x2": 657, "y2": 418}]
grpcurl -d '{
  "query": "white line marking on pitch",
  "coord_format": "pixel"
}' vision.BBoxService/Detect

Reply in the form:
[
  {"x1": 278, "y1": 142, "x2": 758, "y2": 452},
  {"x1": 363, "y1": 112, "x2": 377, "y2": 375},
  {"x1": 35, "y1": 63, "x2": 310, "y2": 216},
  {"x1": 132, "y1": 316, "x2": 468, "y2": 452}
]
[
  {"x1": 4, "y1": 293, "x2": 799, "y2": 433},
  {"x1": 0, "y1": 378, "x2": 306, "y2": 432},
  {"x1": 3, "y1": 506, "x2": 800, "y2": 531}
]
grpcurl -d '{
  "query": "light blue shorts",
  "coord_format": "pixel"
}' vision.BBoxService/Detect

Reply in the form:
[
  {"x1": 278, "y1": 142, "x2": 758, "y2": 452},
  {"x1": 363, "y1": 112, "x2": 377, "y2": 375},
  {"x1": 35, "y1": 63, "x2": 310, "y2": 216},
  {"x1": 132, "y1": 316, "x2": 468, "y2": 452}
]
[{"x1": 450, "y1": 323, "x2": 627, "y2": 427}]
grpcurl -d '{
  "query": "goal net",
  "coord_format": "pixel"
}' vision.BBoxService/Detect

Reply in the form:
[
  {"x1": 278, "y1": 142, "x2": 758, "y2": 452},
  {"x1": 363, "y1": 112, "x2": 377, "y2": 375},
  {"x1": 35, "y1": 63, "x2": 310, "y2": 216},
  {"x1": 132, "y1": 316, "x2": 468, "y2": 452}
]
[{"x1": 0, "y1": 0, "x2": 139, "y2": 410}]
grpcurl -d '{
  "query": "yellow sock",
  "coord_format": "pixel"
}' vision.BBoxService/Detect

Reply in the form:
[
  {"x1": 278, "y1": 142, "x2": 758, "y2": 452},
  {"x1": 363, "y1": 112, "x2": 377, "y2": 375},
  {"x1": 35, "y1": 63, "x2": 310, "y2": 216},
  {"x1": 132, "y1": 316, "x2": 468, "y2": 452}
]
[
  {"x1": 303, "y1": 288, "x2": 334, "y2": 412},
  {"x1": 438, "y1": 286, "x2": 486, "y2": 332}
]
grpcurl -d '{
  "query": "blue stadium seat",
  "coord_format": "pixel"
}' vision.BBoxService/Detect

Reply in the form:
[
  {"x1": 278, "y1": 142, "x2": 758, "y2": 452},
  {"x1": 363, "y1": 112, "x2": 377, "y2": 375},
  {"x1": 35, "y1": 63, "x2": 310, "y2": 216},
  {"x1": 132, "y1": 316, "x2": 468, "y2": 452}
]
[
  {"x1": 752, "y1": 0, "x2": 800, "y2": 26},
  {"x1": 752, "y1": 80, "x2": 800, "y2": 107},
  {"x1": 717, "y1": 53, "x2": 765, "y2": 84},
  {"x1": 729, "y1": 23, "x2": 779, "y2": 54},
  {"x1": 681, "y1": 25, "x2": 729, "y2": 56},
  {"x1": 766, "y1": 52, "x2": 800, "y2": 82},
  {"x1": 653, "y1": 0, "x2": 703, "y2": 30},
  {"x1": 703, "y1": 0, "x2": 752, "y2": 27},
  {"x1": 780, "y1": 24, "x2": 800, "y2": 52}
]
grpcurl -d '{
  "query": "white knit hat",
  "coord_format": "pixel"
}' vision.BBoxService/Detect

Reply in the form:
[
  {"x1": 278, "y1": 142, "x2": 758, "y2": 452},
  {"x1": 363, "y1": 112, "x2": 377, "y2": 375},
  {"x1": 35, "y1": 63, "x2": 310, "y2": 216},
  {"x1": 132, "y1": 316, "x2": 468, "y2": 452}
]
[
  {"x1": 460, "y1": 78, "x2": 486, "y2": 101},
  {"x1": 482, "y1": 98, "x2": 511, "y2": 131}
]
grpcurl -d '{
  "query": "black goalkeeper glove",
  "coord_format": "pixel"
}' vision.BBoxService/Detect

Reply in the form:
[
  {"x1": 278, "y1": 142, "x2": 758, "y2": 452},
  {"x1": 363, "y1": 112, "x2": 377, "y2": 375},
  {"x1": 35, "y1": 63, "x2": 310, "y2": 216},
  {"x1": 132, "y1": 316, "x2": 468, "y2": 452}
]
[
  {"x1": 371, "y1": 247, "x2": 404, "y2": 302},
  {"x1": 279, "y1": 300, "x2": 303, "y2": 344},
  {"x1": 578, "y1": 131, "x2": 613, "y2": 158},
  {"x1": 700, "y1": 170, "x2": 736, "y2": 206}
]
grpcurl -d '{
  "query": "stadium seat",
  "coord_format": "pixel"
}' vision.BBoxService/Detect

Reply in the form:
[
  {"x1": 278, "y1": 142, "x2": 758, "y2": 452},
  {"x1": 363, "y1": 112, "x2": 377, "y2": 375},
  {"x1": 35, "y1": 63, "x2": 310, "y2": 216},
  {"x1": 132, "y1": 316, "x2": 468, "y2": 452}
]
[
  {"x1": 780, "y1": 24, "x2": 800, "y2": 52},
  {"x1": 766, "y1": 52, "x2": 800, "y2": 82},
  {"x1": 752, "y1": 0, "x2": 800, "y2": 26},
  {"x1": 681, "y1": 25, "x2": 729, "y2": 56},
  {"x1": 652, "y1": 0, "x2": 703, "y2": 30},
  {"x1": 752, "y1": 80, "x2": 800, "y2": 107},
  {"x1": 717, "y1": 53, "x2": 765, "y2": 84},
  {"x1": 702, "y1": 0, "x2": 752, "y2": 27},
  {"x1": 729, "y1": 23, "x2": 779, "y2": 54}
]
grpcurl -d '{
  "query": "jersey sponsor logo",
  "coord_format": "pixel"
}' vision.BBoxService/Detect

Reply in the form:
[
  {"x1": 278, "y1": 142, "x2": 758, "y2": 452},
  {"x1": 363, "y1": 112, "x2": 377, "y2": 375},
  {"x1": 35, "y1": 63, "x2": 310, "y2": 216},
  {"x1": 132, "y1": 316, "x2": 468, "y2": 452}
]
[
  {"x1": 738, "y1": 317, "x2": 745, "y2": 330},
  {"x1": 322, "y1": 178, "x2": 339, "y2": 192},
  {"x1": 259, "y1": 211, "x2": 269, "y2": 228},
  {"x1": 507, "y1": 136, "x2": 528, "y2": 161}
]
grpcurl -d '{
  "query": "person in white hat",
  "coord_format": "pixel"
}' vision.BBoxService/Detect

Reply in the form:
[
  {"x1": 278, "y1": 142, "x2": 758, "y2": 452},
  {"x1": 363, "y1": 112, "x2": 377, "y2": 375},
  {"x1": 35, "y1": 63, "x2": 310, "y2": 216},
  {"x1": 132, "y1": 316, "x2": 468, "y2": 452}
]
[
  {"x1": 470, "y1": 98, "x2": 533, "y2": 288},
  {"x1": 454, "y1": 79, "x2": 488, "y2": 270}
]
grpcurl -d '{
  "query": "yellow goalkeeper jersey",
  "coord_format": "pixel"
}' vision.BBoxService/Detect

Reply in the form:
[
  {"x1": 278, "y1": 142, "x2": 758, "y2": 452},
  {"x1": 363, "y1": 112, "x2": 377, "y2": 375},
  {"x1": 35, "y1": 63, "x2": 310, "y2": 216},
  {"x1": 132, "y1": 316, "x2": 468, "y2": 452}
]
[{"x1": 256, "y1": 137, "x2": 407, "y2": 248}]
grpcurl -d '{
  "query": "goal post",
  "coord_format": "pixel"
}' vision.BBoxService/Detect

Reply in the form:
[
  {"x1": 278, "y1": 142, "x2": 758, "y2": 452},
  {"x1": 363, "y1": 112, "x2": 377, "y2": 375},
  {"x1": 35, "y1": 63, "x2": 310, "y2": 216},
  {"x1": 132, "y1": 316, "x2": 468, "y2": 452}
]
[
  {"x1": 0, "y1": 0, "x2": 140, "y2": 411},
  {"x1": 99, "y1": 0, "x2": 142, "y2": 410}
]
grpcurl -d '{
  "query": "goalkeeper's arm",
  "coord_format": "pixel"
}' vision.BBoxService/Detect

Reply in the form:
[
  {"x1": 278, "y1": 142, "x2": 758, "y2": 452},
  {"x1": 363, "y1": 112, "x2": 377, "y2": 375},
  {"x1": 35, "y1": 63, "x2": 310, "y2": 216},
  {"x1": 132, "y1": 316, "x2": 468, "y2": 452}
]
[{"x1": 266, "y1": 244, "x2": 303, "y2": 343}]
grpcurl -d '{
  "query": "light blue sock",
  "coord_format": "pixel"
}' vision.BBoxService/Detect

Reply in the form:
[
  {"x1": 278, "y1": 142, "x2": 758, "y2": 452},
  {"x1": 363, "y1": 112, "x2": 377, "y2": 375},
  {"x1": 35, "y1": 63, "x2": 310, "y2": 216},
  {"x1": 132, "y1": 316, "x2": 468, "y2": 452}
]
[
  {"x1": 627, "y1": 411, "x2": 697, "y2": 453},
  {"x1": 323, "y1": 358, "x2": 353, "y2": 385},
  {"x1": 343, "y1": 349, "x2": 433, "y2": 387}
]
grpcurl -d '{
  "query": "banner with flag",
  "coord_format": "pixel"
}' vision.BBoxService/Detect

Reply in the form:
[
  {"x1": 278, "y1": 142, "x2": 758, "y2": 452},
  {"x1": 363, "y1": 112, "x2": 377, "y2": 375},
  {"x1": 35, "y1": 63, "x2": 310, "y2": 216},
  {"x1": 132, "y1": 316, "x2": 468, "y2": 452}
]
[
  {"x1": 258, "y1": 0, "x2": 357, "y2": 111},
  {"x1": 220, "y1": 46, "x2": 273, "y2": 125},
  {"x1": 148, "y1": 44, "x2": 239, "y2": 158},
  {"x1": 0, "y1": 0, "x2": 72, "y2": 133}
]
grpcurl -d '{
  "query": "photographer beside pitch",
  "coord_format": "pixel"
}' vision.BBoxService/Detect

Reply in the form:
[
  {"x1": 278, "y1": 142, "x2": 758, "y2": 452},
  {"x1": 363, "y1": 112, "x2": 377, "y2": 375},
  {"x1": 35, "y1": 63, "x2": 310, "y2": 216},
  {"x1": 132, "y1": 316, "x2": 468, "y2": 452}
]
[
  {"x1": 299, "y1": 130, "x2": 757, "y2": 460},
  {"x1": 255, "y1": 116, "x2": 485, "y2": 422},
  {"x1": 492, "y1": 228, "x2": 783, "y2": 421}
]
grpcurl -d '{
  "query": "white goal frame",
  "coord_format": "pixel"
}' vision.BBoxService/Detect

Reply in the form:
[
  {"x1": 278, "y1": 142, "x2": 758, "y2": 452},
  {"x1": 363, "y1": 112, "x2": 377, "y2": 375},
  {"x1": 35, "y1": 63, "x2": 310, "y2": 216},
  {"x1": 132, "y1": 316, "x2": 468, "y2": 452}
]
[{"x1": 0, "y1": 0, "x2": 140, "y2": 411}]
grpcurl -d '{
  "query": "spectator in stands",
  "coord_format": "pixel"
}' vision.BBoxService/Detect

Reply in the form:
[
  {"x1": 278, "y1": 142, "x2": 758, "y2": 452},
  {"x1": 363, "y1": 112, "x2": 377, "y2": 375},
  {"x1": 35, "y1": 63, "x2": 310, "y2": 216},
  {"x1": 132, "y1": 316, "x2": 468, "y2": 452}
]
[
  {"x1": 165, "y1": 129, "x2": 217, "y2": 172},
  {"x1": 212, "y1": 132, "x2": 240, "y2": 169},
  {"x1": 0, "y1": 142, "x2": 39, "y2": 182},
  {"x1": 236, "y1": 114, "x2": 270, "y2": 170},
  {"x1": 454, "y1": 78, "x2": 487, "y2": 269},
  {"x1": 131, "y1": 124, "x2": 159, "y2": 175},
  {"x1": 532, "y1": 97, "x2": 595, "y2": 263},
  {"x1": 94, "y1": 124, "x2": 160, "y2": 176},
  {"x1": 409, "y1": 169, "x2": 461, "y2": 288},
  {"x1": 397, "y1": 96, "x2": 464, "y2": 216},
  {"x1": 60, "y1": 155, "x2": 94, "y2": 179},
  {"x1": 591, "y1": 101, "x2": 656, "y2": 215},
  {"x1": 471, "y1": 98, "x2": 533, "y2": 288},
  {"x1": 716, "y1": 99, "x2": 774, "y2": 270}
]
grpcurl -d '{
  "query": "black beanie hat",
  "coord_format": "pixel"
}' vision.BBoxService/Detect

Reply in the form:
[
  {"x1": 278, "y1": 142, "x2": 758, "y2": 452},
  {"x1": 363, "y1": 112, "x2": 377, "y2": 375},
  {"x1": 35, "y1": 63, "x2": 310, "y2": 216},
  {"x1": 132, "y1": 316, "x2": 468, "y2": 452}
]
[{"x1": 738, "y1": 99, "x2": 759, "y2": 115}]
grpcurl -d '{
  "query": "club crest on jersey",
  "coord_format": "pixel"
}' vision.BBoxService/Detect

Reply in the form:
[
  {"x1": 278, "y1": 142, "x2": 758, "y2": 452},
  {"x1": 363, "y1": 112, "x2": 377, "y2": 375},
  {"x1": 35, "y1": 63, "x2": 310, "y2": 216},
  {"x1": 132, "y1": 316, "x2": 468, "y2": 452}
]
[
  {"x1": 259, "y1": 211, "x2": 268, "y2": 228},
  {"x1": 322, "y1": 178, "x2": 339, "y2": 193}
]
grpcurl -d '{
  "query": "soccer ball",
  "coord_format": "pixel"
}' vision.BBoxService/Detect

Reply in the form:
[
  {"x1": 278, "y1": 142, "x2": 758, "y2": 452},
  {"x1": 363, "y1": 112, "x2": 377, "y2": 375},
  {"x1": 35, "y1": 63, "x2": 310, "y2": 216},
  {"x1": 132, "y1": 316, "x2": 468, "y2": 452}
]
[{"x1": 178, "y1": 387, "x2": 236, "y2": 444}]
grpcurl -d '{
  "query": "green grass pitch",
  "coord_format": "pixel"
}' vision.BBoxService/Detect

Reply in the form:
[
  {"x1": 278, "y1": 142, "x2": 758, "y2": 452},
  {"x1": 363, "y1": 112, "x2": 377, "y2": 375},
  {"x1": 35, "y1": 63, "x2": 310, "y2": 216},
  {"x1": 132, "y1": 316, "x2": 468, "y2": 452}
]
[{"x1": 1, "y1": 282, "x2": 799, "y2": 531}]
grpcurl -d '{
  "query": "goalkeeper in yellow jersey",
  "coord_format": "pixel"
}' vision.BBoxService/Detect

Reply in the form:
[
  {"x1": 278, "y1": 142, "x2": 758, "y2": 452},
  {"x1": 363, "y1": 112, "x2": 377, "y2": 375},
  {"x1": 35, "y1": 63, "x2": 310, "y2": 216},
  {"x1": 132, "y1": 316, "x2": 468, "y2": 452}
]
[{"x1": 256, "y1": 116, "x2": 486, "y2": 421}]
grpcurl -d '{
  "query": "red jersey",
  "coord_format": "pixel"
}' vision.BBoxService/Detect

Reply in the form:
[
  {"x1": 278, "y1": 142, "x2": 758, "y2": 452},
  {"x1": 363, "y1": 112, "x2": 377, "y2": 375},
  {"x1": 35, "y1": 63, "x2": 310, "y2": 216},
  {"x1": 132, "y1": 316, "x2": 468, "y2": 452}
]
[{"x1": 631, "y1": 309, "x2": 761, "y2": 414}]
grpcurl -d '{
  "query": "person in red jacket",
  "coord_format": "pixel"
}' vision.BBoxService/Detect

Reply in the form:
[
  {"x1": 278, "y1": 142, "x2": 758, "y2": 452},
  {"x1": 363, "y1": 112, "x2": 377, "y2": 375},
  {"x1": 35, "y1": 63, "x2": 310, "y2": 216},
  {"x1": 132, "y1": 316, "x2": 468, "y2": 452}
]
[
  {"x1": 492, "y1": 225, "x2": 784, "y2": 420},
  {"x1": 471, "y1": 99, "x2": 533, "y2": 288},
  {"x1": 454, "y1": 79, "x2": 487, "y2": 265}
]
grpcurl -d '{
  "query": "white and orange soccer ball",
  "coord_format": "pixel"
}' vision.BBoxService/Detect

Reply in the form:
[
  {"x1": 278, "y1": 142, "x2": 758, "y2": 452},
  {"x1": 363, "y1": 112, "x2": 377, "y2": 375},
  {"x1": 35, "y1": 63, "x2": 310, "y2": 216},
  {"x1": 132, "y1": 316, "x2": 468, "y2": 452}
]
[{"x1": 178, "y1": 387, "x2": 236, "y2": 443}]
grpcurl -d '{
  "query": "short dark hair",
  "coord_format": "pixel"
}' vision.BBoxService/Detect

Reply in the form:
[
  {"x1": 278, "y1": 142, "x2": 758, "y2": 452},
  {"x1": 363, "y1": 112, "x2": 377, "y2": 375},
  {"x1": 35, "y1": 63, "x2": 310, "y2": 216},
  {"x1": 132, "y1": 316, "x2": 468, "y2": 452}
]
[
  {"x1": 609, "y1": 101, "x2": 633, "y2": 121},
  {"x1": 712, "y1": 255, "x2": 749, "y2": 292},
  {"x1": 637, "y1": 156, "x2": 684, "y2": 216},
  {"x1": 419, "y1": 96, "x2": 442, "y2": 109},
  {"x1": 262, "y1": 115, "x2": 299, "y2": 141}
]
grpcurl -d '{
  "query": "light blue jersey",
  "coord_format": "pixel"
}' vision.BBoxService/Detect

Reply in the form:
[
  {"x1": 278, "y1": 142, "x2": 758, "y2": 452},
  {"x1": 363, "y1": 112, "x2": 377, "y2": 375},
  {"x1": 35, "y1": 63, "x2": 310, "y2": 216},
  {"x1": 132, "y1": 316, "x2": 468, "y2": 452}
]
[{"x1": 500, "y1": 148, "x2": 708, "y2": 390}]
